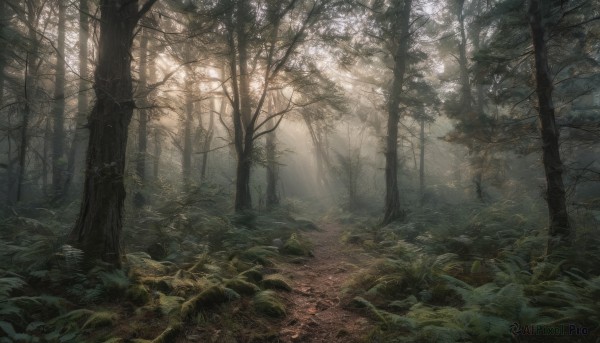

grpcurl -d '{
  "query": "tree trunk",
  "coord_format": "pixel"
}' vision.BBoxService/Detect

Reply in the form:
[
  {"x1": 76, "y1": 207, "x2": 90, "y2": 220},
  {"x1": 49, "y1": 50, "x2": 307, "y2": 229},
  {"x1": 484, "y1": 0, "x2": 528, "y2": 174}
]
[
  {"x1": 182, "y1": 68, "x2": 194, "y2": 185},
  {"x1": 65, "y1": 0, "x2": 89, "y2": 196},
  {"x1": 233, "y1": 0, "x2": 254, "y2": 211},
  {"x1": 153, "y1": 128, "x2": 161, "y2": 180},
  {"x1": 528, "y1": 0, "x2": 572, "y2": 253},
  {"x1": 419, "y1": 115, "x2": 425, "y2": 205},
  {"x1": 200, "y1": 97, "x2": 217, "y2": 181},
  {"x1": 69, "y1": 0, "x2": 146, "y2": 268},
  {"x1": 383, "y1": 0, "x2": 412, "y2": 225},
  {"x1": 51, "y1": 0, "x2": 66, "y2": 199},
  {"x1": 265, "y1": 95, "x2": 279, "y2": 209},
  {"x1": 136, "y1": 28, "x2": 149, "y2": 184}
]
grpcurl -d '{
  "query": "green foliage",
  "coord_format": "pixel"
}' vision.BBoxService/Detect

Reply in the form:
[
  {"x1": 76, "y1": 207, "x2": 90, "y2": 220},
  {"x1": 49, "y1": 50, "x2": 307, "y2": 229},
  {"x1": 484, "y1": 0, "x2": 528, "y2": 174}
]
[
  {"x1": 225, "y1": 278, "x2": 260, "y2": 296},
  {"x1": 180, "y1": 286, "x2": 229, "y2": 320},
  {"x1": 347, "y1": 199, "x2": 600, "y2": 342},
  {"x1": 261, "y1": 274, "x2": 292, "y2": 292},
  {"x1": 252, "y1": 291, "x2": 286, "y2": 318}
]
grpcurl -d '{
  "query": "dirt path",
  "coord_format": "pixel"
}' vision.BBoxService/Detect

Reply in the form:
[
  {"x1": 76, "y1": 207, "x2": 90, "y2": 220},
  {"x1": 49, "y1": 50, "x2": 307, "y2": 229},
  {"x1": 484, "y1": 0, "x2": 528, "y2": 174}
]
[{"x1": 277, "y1": 222, "x2": 374, "y2": 342}]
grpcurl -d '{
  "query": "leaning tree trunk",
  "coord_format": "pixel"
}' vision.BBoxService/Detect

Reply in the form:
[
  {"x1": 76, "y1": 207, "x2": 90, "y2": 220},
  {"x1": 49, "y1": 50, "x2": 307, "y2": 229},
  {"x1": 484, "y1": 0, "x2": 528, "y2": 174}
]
[
  {"x1": 528, "y1": 0, "x2": 572, "y2": 253},
  {"x1": 64, "y1": 0, "x2": 90, "y2": 196},
  {"x1": 382, "y1": 0, "x2": 412, "y2": 225},
  {"x1": 51, "y1": 0, "x2": 66, "y2": 199},
  {"x1": 69, "y1": 0, "x2": 149, "y2": 268}
]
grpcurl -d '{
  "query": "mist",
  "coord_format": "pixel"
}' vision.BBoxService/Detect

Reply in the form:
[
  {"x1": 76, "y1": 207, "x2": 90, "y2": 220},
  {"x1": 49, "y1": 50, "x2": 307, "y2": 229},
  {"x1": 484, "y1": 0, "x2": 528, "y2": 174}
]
[{"x1": 0, "y1": 0, "x2": 599, "y2": 341}]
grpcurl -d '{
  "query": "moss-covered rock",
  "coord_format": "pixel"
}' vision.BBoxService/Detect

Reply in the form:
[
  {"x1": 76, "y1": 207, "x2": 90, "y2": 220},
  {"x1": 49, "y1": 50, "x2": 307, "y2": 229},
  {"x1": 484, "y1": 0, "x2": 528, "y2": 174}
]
[
  {"x1": 127, "y1": 284, "x2": 150, "y2": 305},
  {"x1": 158, "y1": 292, "x2": 185, "y2": 317},
  {"x1": 252, "y1": 291, "x2": 286, "y2": 318},
  {"x1": 280, "y1": 233, "x2": 311, "y2": 256},
  {"x1": 225, "y1": 278, "x2": 261, "y2": 296},
  {"x1": 180, "y1": 286, "x2": 229, "y2": 320},
  {"x1": 238, "y1": 246, "x2": 279, "y2": 266},
  {"x1": 261, "y1": 274, "x2": 292, "y2": 292}
]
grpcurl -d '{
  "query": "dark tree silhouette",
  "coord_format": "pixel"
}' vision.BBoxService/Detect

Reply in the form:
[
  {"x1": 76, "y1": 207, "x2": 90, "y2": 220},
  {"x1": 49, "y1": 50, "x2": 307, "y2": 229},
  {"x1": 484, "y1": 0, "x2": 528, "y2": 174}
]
[{"x1": 69, "y1": 0, "x2": 158, "y2": 267}]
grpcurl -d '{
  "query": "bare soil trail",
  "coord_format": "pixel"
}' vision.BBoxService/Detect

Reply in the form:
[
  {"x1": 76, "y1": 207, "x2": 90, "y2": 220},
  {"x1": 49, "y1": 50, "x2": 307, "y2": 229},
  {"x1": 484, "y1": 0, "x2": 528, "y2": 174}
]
[{"x1": 277, "y1": 222, "x2": 375, "y2": 342}]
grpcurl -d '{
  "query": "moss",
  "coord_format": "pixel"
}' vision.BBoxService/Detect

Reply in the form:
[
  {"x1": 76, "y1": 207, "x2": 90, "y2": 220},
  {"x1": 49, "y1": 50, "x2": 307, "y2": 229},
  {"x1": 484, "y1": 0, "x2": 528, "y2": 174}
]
[
  {"x1": 127, "y1": 284, "x2": 150, "y2": 305},
  {"x1": 239, "y1": 246, "x2": 279, "y2": 266},
  {"x1": 252, "y1": 291, "x2": 286, "y2": 318},
  {"x1": 158, "y1": 292, "x2": 185, "y2": 317},
  {"x1": 225, "y1": 278, "x2": 260, "y2": 296},
  {"x1": 180, "y1": 286, "x2": 229, "y2": 320},
  {"x1": 240, "y1": 268, "x2": 263, "y2": 283},
  {"x1": 280, "y1": 233, "x2": 311, "y2": 256},
  {"x1": 82, "y1": 311, "x2": 118, "y2": 330},
  {"x1": 261, "y1": 274, "x2": 292, "y2": 292}
]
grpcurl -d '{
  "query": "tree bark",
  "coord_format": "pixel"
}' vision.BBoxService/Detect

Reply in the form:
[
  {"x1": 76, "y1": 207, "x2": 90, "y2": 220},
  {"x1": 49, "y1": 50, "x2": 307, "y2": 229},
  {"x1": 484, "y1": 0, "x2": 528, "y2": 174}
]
[
  {"x1": 65, "y1": 0, "x2": 89, "y2": 196},
  {"x1": 153, "y1": 127, "x2": 161, "y2": 180},
  {"x1": 383, "y1": 0, "x2": 412, "y2": 225},
  {"x1": 69, "y1": 0, "x2": 148, "y2": 268},
  {"x1": 265, "y1": 95, "x2": 279, "y2": 209},
  {"x1": 528, "y1": 0, "x2": 572, "y2": 253},
  {"x1": 200, "y1": 97, "x2": 217, "y2": 181},
  {"x1": 182, "y1": 67, "x2": 194, "y2": 185},
  {"x1": 136, "y1": 28, "x2": 149, "y2": 184},
  {"x1": 233, "y1": 0, "x2": 254, "y2": 211},
  {"x1": 51, "y1": 0, "x2": 67, "y2": 199},
  {"x1": 419, "y1": 115, "x2": 425, "y2": 205}
]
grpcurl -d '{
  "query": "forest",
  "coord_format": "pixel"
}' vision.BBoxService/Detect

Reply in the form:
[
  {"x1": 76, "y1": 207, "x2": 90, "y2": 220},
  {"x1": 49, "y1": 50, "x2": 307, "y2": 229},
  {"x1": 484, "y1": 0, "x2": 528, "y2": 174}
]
[{"x1": 0, "y1": 0, "x2": 599, "y2": 342}]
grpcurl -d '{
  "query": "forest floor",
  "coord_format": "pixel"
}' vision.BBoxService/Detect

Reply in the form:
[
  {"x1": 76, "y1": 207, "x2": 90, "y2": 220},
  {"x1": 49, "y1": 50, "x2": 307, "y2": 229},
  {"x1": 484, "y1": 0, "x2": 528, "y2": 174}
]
[{"x1": 277, "y1": 222, "x2": 375, "y2": 342}]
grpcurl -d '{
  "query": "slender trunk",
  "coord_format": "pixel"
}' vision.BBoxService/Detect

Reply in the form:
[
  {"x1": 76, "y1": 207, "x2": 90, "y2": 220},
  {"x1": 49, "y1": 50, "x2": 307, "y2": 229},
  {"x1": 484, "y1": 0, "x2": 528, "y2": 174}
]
[
  {"x1": 457, "y1": 0, "x2": 472, "y2": 111},
  {"x1": 17, "y1": 52, "x2": 34, "y2": 202},
  {"x1": 383, "y1": 0, "x2": 412, "y2": 225},
  {"x1": 136, "y1": 28, "x2": 149, "y2": 183},
  {"x1": 419, "y1": 115, "x2": 425, "y2": 205},
  {"x1": 234, "y1": 0, "x2": 253, "y2": 211},
  {"x1": 69, "y1": 0, "x2": 143, "y2": 268},
  {"x1": 200, "y1": 97, "x2": 217, "y2": 181},
  {"x1": 153, "y1": 128, "x2": 161, "y2": 180},
  {"x1": 528, "y1": 0, "x2": 572, "y2": 253},
  {"x1": 51, "y1": 0, "x2": 67, "y2": 199},
  {"x1": 43, "y1": 117, "x2": 50, "y2": 195},
  {"x1": 65, "y1": 0, "x2": 89, "y2": 196},
  {"x1": 182, "y1": 69, "x2": 194, "y2": 184},
  {"x1": 265, "y1": 95, "x2": 278, "y2": 208},
  {"x1": 6, "y1": 113, "x2": 14, "y2": 206}
]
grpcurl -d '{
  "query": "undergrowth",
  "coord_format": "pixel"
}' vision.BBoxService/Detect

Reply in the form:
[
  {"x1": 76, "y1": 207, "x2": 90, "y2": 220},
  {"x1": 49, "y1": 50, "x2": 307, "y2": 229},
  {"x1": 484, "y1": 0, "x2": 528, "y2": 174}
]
[
  {"x1": 0, "y1": 184, "x2": 316, "y2": 342},
  {"x1": 341, "y1": 198, "x2": 600, "y2": 343}
]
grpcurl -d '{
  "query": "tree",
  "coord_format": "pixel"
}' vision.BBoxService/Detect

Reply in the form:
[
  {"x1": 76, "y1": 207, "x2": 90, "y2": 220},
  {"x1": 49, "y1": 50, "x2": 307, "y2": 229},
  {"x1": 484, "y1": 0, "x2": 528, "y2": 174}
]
[
  {"x1": 68, "y1": 0, "x2": 158, "y2": 268},
  {"x1": 213, "y1": 0, "x2": 336, "y2": 211},
  {"x1": 64, "y1": 0, "x2": 90, "y2": 197},
  {"x1": 382, "y1": 0, "x2": 413, "y2": 225},
  {"x1": 528, "y1": 0, "x2": 572, "y2": 252},
  {"x1": 51, "y1": 0, "x2": 66, "y2": 199}
]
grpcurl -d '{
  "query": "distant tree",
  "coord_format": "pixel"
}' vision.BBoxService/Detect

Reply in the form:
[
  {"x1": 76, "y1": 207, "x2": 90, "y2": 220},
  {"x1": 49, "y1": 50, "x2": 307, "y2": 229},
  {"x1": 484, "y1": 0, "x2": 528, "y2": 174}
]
[
  {"x1": 51, "y1": 0, "x2": 66, "y2": 200},
  {"x1": 64, "y1": 0, "x2": 91, "y2": 197}
]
